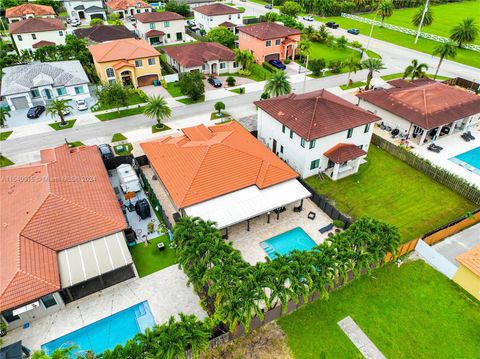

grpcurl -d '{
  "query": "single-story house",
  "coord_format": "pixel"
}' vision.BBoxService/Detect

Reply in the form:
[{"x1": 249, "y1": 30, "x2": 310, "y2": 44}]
[
  {"x1": 63, "y1": 0, "x2": 107, "y2": 21},
  {"x1": 0, "y1": 145, "x2": 134, "y2": 330},
  {"x1": 9, "y1": 18, "x2": 66, "y2": 53},
  {"x1": 255, "y1": 89, "x2": 380, "y2": 180},
  {"x1": 5, "y1": 3, "x2": 55, "y2": 23},
  {"x1": 1, "y1": 60, "x2": 90, "y2": 111},
  {"x1": 162, "y1": 41, "x2": 238, "y2": 74},
  {"x1": 193, "y1": 3, "x2": 243, "y2": 33},
  {"x1": 74, "y1": 24, "x2": 135, "y2": 44},
  {"x1": 106, "y1": 0, "x2": 152, "y2": 18},
  {"x1": 135, "y1": 11, "x2": 186, "y2": 45}
]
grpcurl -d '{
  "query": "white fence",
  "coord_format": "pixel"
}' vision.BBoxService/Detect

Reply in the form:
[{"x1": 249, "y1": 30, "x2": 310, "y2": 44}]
[
  {"x1": 163, "y1": 73, "x2": 179, "y2": 83},
  {"x1": 341, "y1": 13, "x2": 480, "y2": 52},
  {"x1": 415, "y1": 239, "x2": 458, "y2": 279}
]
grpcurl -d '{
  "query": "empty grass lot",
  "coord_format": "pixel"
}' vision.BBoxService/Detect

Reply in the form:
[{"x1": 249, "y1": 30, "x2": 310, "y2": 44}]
[
  {"x1": 305, "y1": 146, "x2": 475, "y2": 241},
  {"x1": 278, "y1": 260, "x2": 480, "y2": 359},
  {"x1": 309, "y1": 41, "x2": 361, "y2": 63},
  {"x1": 129, "y1": 235, "x2": 176, "y2": 277}
]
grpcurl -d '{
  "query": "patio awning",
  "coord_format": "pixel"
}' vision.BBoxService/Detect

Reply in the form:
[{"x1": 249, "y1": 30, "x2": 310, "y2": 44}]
[
  {"x1": 184, "y1": 179, "x2": 311, "y2": 229},
  {"x1": 57, "y1": 232, "x2": 133, "y2": 288},
  {"x1": 324, "y1": 143, "x2": 367, "y2": 164}
]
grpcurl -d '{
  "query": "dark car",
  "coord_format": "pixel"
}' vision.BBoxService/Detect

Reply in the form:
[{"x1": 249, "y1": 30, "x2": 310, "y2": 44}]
[
  {"x1": 264, "y1": 3, "x2": 272, "y2": 9},
  {"x1": 325, "y1": 21, "x2": 339, "y2": 29},
  {"x1": 347, "y1": 28, "x2": 360, "y2": 35},
  {"x1": 269, "y1": 59, "x2": 286, "y2": 70},
  {"x1": 98, "y1": 144, "x2": 114, "y2": 160},
  {"x1": 26, "y1": 105, "x2": 45, "y2": 119},
  {"x1": 208, "y1": 76, "x2": 222, "y2": 88}
]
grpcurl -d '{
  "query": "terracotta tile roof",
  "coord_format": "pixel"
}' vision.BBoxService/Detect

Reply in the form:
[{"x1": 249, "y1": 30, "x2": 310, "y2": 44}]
[
  {"x1": 162, "y1": 42, "x2": 234, "y2": 68},
  {"x1": 239, "y1": 22, "x2": 301, "y2": 40},
  {"x1": 112, "y1": 60, "x2": 135, "y2": 69},
  {"x1": 456, "y1": 244, "x2": 480, "y2": 277},
  {"x1": 0, "y1": 145, "x2": 126, "y2": 311},
  {"x1": 255, "y1": 89, "x2": 380, "y2": 141},
  {"x1": 89, "y1": 38, "x2": 159, "y2": 63},
  {"x1": 106, "y1": 0, "x2": 151, "y2": 10},
  {"x1": 32, "y1": 40, "x2": 56, "y2": 48},
  {"x1": 74, "y1": 25, "x2": 135, "y2": 43},
  {"x1": 194, "y1": 3, "x2": 242, "y2": 16},
  {"x1": 324, "y1": 143, "x2": 367, "y2": 164},
  {"x1": 9, "y1": 18, "x2": 65, "y2": 34},
  {"x1": 357, "y1": 81, "x2": 480, "y2": 130},
  {"x1": 145, "y1": 29, "x2": 166, "y2": 37},
  {"x1": 140, "y1": 122, "x2": 298, "y2": 208},
  {"x1": 218, "y1": 21, "x2": 236, "y2": 27},
  {"x1": 134, "y1": 11, "x2": 184, "y2": 23},
  {"x1": 6, "y1": 3, "x2": 55, "y2": 18}
]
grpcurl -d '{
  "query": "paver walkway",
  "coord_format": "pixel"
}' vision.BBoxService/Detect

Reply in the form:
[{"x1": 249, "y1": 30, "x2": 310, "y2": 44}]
[{"x1": 338, "y1": 316, "x2": 386, "y2": 359}]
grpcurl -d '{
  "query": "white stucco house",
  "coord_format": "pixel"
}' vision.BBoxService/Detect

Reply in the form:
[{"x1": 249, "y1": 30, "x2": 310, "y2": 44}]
[
  {"x1": 1, "y1": 61, "x2": 90, "y2": 111},
  {"x1": 134, "y1": 11, "x2": 186, "y2": 45},
  {"x1": 5, "y1": 3, "x2": 55, "y2": 23},
  {"x1": 255, "y1": 90, "x2": 381, "y2": 180},
  {"x1": 106, "y1": 0, "x2": 152, "y2": 18},
  {"x1": 9, "y1": 18, "x2": 66, "y2": 53},
  {"x1": 63, "y1": 0, "x2": 107, "y2": 21},
  {"x1": 193, "y1": 3, "x2": 243, "y2": 33}
]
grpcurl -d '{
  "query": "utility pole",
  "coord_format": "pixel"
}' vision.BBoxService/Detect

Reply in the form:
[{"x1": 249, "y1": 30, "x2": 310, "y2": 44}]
[
  {"x1": 414, "y1": 0, "x2": 430, "y2": 44},
  {"x1": 303, "y1": 55, "x2": 309, "y2": 90},
  {"x1": 365, "y1": 16, "x2": 377, "y2": 53}
]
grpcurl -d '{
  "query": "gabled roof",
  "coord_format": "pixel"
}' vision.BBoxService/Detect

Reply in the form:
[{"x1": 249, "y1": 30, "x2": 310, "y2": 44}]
[
  {"x1": 194, "y1": 3, "x2": 242, "y2": 16},
  {"x1": 145, "y1": 29, "x2": 166, "y2": 37},
  {"x1": 255, "y1": 89, "x2": 380, "y2": 141},
  {"x1": 106, "y1": 0, "x2": 151, "y2": 10},
  {"x1": 134, "y1": 11, "x2": 184, "y2": 23},
  {"x1": 9, "y1": 18, "x2": 65, "y2": 34},
  {"x1": 74, "y1": 25, "x2": 134, "y2": 43},
  {"x1": 140, "y1": 122, "x2": 298, "y2": 208},
  {"x1": 89, "y1": 38, "x2": 159, "y2": 63},
  {"x1": 324, "y1": 143, "x2": 367, "y2": 164},
  {"x1": 162, "y1": 42, "x2": 234, "y2": 68},
  {"x1": 6, "y1": 3, "x2": 55, "y2": 18},
  {"x1": 357, "y1": 80, "x2": 480, "y2": 130},
  {"x1": 218, "y1": 21, "x2": 236, "y2": 27},
  {"x1": 32, "y1": 40, "x2": 56, "y2": 48},
  {"x1": 456, "y1": 244, "x2": 480, "y2": 277},
  {"x1": 0, "y1": 145, "x2": 127, "y2": 311},
  {"x1": 239, "y1": 22, "x2": 301, "y2": 40},
  {"x1": 85, "y1": 5, "x2": 106, "y2": 13}
]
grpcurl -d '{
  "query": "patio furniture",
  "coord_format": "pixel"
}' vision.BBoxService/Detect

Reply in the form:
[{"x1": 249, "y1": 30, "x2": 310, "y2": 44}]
[
  {"x1": 319, "y1": 223, "x2": 334, "y2": 233},
  {"x1": 427, "y1": 144, "x2": 441, "y2": 153},
  {"x1": 157, "y1": 242, "x2": 165, "y2": 251},
  {"x1": 461, "y1": 132, "x2": 471, "y2": 142},
  {"x1": 308, "y1": 211, "x2": 316, "y2": 220},
  {"x1": 466, "y1": 131, "x2": 476, "y2": 140}
]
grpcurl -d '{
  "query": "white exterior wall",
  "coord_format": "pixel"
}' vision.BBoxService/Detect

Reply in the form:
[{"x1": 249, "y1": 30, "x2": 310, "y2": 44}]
[
  {"x1": 136, "y1": 18, "x2": 186, "y2": 44},
  {"x1": 193, "y1": 11, "x2": 243, "y2": 32},
  {"x1": 8, "y1": 14, "x2": 55, "y2": 23},
  {"x1": 257, "y1": 109, "x2": 375, "y2": 178},
  {"x1": 166, "y1": 54, "x2": 238, "y2": 74},
  {"x1": 12, "y1": 29, "x2": 66, "y2": 52},
  {"x1": 113, "y1": 7, "x2": 152, "y2": 17},
  {"x1": 63, "y1": 0, "x2": 106, "y2": 20}
]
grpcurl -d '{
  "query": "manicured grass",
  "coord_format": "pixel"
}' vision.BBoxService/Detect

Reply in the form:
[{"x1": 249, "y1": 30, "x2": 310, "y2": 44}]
[
  {"x1": 129, "y1": 235, "x2": 176, "y2": 277},
  {"x1": 68, "y1": 141, "x2": 85, "y2": 148},
  {"x1": 112, "y1": 133, "x2": 127, "y2": 142},
  {"x1": 0, "y1": 155, "x2": 14, "y2": 167},
  {"x1": 96, "y1": 106, "x2": 145, "y2": 121},
  {"x1": 92, "y1": 93, "x2": 146, "y2": 112},
  {"x1": 340, "y1": 81, "x2": 366, "y2": 90},
  {"x1": 178, "y1": 96, "x2": 205, "y2": 105},
  {"x1": 165, "y1": 82, "x2": 183, "y2": 97},
  {"x1": 229, "y1": 87, "x2": 245, "y2": 94},
  {"x1": 113, "y1": 143, "x2": 133, "y2": 155},
  {"x1": 151, "y1": 124, "x2": 171, "y2": 133},
  {"x1": 228, "y1": 63, "x2": 272, "y2": 82},
  {"x1": 309, "y1": 41, "x2": 361, "y2": 63},
  {"x1": 0, "y1": 131, "x2": 13, "y2": 141},
  {"x1": 305, "y1": 146, "x2": 474, "y2": 241},
  {"x1": 210, "y1": 112, "x2": 230, "y2": 120},
  {"x1": 278, "y1": 260, "x2": 480, "y2": 359},
  {"x1": 365, "y1": 49, "x2": 381, "y2": 59},
  {"x1": 48, "y1": 120, "x2": 76, "y2": 131},
  {"x1": 381, "y1": 72, "x2": 451, "y2": 81}
]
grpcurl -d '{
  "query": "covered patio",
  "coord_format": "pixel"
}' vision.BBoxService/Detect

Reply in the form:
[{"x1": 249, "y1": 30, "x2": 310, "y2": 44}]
[{"x1": 323, "y1": 143, "x2": 367, "y2": 181}]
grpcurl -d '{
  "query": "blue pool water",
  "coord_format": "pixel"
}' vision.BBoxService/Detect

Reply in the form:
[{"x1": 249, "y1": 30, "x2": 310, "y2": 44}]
[
  {"x1": 450, "y1": 146, "x2": 480, "y2": 176},
  {"x1": 42, "y1": 301, "x2": 155, "y2": 356},
  {"x1": 260, "y1": 227, "x2": 317, "y2": 259}
]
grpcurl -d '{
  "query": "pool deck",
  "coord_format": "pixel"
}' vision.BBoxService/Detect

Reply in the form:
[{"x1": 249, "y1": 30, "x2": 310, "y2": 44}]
[{"x1": 2, "y1": 266, "x2": 206, "y2": 352}]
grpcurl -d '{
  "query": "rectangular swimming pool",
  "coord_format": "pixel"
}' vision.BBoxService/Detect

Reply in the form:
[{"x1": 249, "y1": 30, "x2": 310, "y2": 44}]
[
  {"x1": 42, "y1": 301, "x2": 155, "y2": 356},
  {"x1": 450, "y1": 146, "x2": 480, "y2": 176},
  {"x1": 260, "y1": 227, "x2": 317, "y2": 259}
]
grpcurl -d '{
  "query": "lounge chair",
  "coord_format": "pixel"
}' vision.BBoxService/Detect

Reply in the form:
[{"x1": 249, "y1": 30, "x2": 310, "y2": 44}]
[
  {"x1": 319, "y1": 223, "x2": 334, "y2": 233},
  {"x1": 308, "y1": 211, "x2": 316, "y2": 220},
  {"x1": 466, "y1": 131, "x2": 476, "y2": 140},
  {"x1": 427, "y1": 144, "x2": 441, "y2": 153},
  {"x1": 461, "y1": 132, "x2": 472, "y2": 142}
]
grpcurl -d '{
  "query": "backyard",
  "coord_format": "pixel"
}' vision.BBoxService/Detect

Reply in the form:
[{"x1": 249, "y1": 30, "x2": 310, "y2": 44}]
[
  {"x1": 129, "y1": 234, "x2": 176, "y2": 277},
  {"x1": 278, "y1": 260, "x2": 480, "y2": 358},
  {"x1": 305, "y1": 146, "x2": 475, "y2": 241}
]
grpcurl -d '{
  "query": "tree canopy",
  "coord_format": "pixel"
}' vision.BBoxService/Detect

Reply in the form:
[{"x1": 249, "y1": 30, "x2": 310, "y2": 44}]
[
  {"x1": 205, "y1": 27, "x2": 236, "y2": 48},
  {"x1": 179, "y1": 72, "x2": 205, "y2": 101}
]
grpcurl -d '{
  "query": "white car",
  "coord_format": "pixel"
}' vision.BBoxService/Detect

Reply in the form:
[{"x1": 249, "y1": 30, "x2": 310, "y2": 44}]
[
  {"x1": 186, "y1": 19, "x2": 196, "y2": 27},
  {"x1": 303, "y1": 15, "x2": 314, "y2": 21},
  {"x1": 76, "y1": 99, "x2": 88, "y2": 111},
  {"x1": 71, "y1": 18, "x2": 80, "y2": 27}
]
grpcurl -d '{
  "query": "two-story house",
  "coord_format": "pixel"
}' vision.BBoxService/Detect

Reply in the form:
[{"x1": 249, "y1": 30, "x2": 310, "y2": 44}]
[
  {"x1": 9, "y1": 18, "x2": 66, "y2": 53},
  {"x1": 193, "y1": 3, "x2": 243, "y2": 33},
  {"x1": 106, "y1": 0, "x2": 152, "y2": 18},
  {"x1": 63, "y1": 0, "x2": 107, "y2": 21},
  {"x1": 239, "y1": 22, "x2": 301, "y2": 64},
  {"x1": 255, "y1": 89, "x2": 380, "y2": 180},
  {"x1": 89, "y1": 38, "x2": 162, "y2": 87},
  {"x1": 5, "y1": 3, "x2": 55, "y2": 23},
  {"x1": 135, "y1": 11, "x2": 185, "y2": 45}
]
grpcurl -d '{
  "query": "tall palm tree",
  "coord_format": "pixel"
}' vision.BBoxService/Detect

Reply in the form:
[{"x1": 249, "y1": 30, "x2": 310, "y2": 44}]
[
  {"x1": 412, "y1": 7, "x2": 433, "y2": 27},
  {"x1": 450, "y1": 18, "x2": 479, "y2": 48},
  {"x1": 376, "y1": 0, "x2": 393, "y2": 27},
  {"x1": 0, "y1": 107, "x2": 10, "y2": 127},
  {"x1": 234, "y1": 48, "x2": 254, "y2": 70},
  {"x1": 298, "y1": 40, "x2": 312, "y2": 63},
  {"x1": 143, "y1": 95, "x2": 172, "y2": 130},
  {"x1": 178, "y1": 314, "x2": 210, "y2": 358},
  {"x1": 361, "y1": 58, "x2": 385, "y2": 89},
  {"x1": 264, "y1": 71, "x2": 292, "y2": 97},
  {"x1": 402, "y1": 59, "x2": 428, "y2": 80},
  {"x1": 46, "y1": 99, "x2": 73, "y2": 127},
  {"x1": 343, "y1": 57, "x2": 362, "y2": 83},
  {"x1": 432, "y1": 42, "x2": 457, "y2": 80}
]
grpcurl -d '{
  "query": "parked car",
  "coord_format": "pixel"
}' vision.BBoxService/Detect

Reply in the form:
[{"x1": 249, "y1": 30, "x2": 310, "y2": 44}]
[
  {"x1": 70, "y1": 18, "x2": 80, "y2": 27},
  {"x1": 325, "y1": 21, "x2": 339, "y2": 29},
  {"x1": 66, "y1": 17, "x2": 71, "y2": 24},
  {"x1": 76, "y1": 99, "x2": 88, "y2": 111},
  {"x1": 26, "y1": 105, "x2": 45, "y2": 119},
  {"x1": 186, "y1": 19, "x2": 196, "y2": 27},
  {"x1": 303, "y1": 15, "x2": 314, "y2": 21},
  {"x1": 208, "y1": 76, "x2": 222, "y2": 88},
  {"x1": 128, "y1": 15, "x2": 136, "y2": 22},
  {"x1": 264, "y1": 3, "x2": 272, "y2": 9},
  {"x1": 347, "y1": 28, "x2": 360, "y2": 35},
  {"x1": 98, "y1": 144, "x2": 114, "y2": 160},
  {"x1": 269, "y1": 59, "x2": 286, "y2": 70}
]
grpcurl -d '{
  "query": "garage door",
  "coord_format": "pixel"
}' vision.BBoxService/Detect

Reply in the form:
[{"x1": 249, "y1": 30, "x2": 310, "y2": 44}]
[
  {"x1": 11, "y1": 96, "x2": 29, "y2": 110},
  {"x1": 90, "y1": 13, "x2": 105, "y2": 20},
  {"x1": 264, "y1": 53, "x2": 280, "y2": 62},
  {"x1": 137, "y1": 74, "x2": 159, "y2": 87}
]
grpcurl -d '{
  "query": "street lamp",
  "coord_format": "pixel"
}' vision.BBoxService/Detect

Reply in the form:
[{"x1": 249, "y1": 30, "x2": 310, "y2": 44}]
[
  {"x1": 365, "y1": 15, "x2": 378, "y2": 53},
  {"x1": 414, "y1": 0, "x2": 430, "y2": 44}
]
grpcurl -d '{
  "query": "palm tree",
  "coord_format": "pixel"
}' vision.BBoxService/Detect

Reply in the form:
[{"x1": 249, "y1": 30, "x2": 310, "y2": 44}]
[
  {"x1": 234, "y1": 48, "x2": 254, "y2": 70},
  {"x1": 143, "y1": 95, "x2": 172, "y2": 130},
  {"x1": 298, "y1": 40, "x2": 311, "y2": 63},
  {"x1": 376, "y1": 0, "x2": 393, "y2": 27},
  {"x1": 361, "y1": 58, "x2": 385, "y2": 89},
  {"x1": 0, "y1": 107, "x2": 10, "y2": 127},
  {"x1": 450, "y1": 18, "x2": 479, "y2": 48},
  {"x1": 412, "y1": 7, "x2": 433, "y2": 27},
  {"x1": 343, "y1": 57, "x2": 362, "y2": 84},
  {"x1": 264, "y1": 71, "x2": 292, "y2": 97},
  {"x1": 402, "y1": 59, "x2": 428, "y2": 80},
  {"x1": 432, "y1": 42, "x2": 457, "y2": 80},
  {"x1": 46, "y1": 99, "x2": 73, "y2": 127},
  {"x1": 178, "y1": 314, "x2": 210, "y2": 358}
]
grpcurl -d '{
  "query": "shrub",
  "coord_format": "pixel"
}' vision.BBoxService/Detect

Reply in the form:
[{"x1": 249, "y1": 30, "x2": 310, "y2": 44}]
[
  {"x1": 284, "y1": 58, "x2": 291, "y2": 64},
  {"x1": 238, "y1": 69, "x2": 251, "y2": 76},
  {"x1": 333, "y1": 219, "x2": 345, "y2": 228},
  {"x1": 89, "y1": 18, "x2": 104, "y2": 26},
  {"x1": 262, "y1": 61, "x2": 278, "y2": 72},
  {"x1": 329, "y1": 59, "x2": 343, "y2": 74},
  {"x1": 226, "y1": 76, "x2": 236, "y2": 86},
  {"x1": 309, "y1": 58, "x2": 326, "y2": 76},
  {"x1": 260, "y1": 92, "x2": 269, "y2": 100},
  {"x1": 350, "y1": 40, "x2": 363, "y2": 48}
]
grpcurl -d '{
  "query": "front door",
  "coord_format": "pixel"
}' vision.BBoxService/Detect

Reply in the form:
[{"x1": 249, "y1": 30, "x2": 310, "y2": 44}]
[
  {"x1": 176, "y1": 32, "x2": 182, "y2": 41},
  {"x1": 78, "y1": 11, "x2": 85, "y2": 19},
  {"x1": 272, "y1": 139, "x2": 277, "y2": 154},
  {"x1": 44, "y1": 89, "x2": 52, "y2": 100}
]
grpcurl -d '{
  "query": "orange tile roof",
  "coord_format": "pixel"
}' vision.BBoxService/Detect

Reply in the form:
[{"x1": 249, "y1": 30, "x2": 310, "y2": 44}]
[
  {"x1": 0, "y1": 145, "x2": 126, "y2": 311},
  {"x1": 106, "y1": 0, "x2": 151, "y2": 10},
  {"x1": 6, "y1": 3, "x2": 55, "y2": 18},
  {"x1": 140, "y1": 122, "x2": 298, "y2": 208},
  {"x1": 324, "y1": 143, "x2": 367, "y2": 164},
  {"x1": 456, "y1": 244, "x2": 480, "y2": 277},
  {"x1": 88, "y1": 38, "x2": 159, "y2": 63},
  {"x1": 112, "y1": 60, "x2": 135, "y2": 69}
]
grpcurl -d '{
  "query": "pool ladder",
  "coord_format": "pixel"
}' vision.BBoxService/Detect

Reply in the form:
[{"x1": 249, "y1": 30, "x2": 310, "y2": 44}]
[
  {"x1": 262, "y1": 244, "x2": 276, "y2": 255},
  {"x1": 135, "y1": 303, "x2": 147, "y2": 318}
]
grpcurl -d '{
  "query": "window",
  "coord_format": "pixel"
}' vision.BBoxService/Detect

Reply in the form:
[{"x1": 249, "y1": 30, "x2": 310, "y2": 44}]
[
  {"x1": 148, "y1": 58, "x2": 155, "y2": 66},
  {"x1": 164, "y1": 21, "x2": 170, "y2": 27},
  {"x1": 300, "y1": 138, "x2": 305, "y2": 148},
  {"x1": 364, "y1": 123, "x2": 370, "y2": 133},
  {"x1": 310, "y1": 159, "x2": 320, "y2": 170},
  {"x1": 74, "y1": 86, "x2": 84, "y2": 94},
  {"x1": 17, "y1": 35, "x2": 22, "y2": 41},
  {"x1": 2, "y1": 309, "x2": 20, "y2": 323},
  {"x1": 237, "y1": 14, "x2": 240, "y2": 19},
  {"x1": 309, "y1": 139, "x2": 316, "y2": 149},
  {"x1": 275, "y1": 39, "x2": 281, "y2": 45},
  {"x1": 265, "y1": 40, "x2": 272, "y2": 47},
  {"x1": 347, "y1": 128, "x2": 353, "y2": 138},
  {"x1": 135, "y1": 59, "x2": 143, "y2": 67},
  {"x1": 31, "y1": 89, "x2": 40, "y2": 98},
  {"x1": 289, "y1": 129, "x2": 293, "y2": 139},
  {"x1": 220, "y1": 62, "x2": 226, "y2": 69},
  {"x1": 106, "y1": 67, "x2": 115, "y2": 78},
  {"x1": 167, "y1": 34, "x2": 171, "y2": 38},
  {"x1": 282, "y1": 124, "x2": 286, "y2": 133},
  {"x1": 233, "y1": 61, "x2": 238, "y2": 68},
  {"x1": 136, "y1": 9, "x2": 140, "y2": 13},
  {"x1": 149, "y1": 23, "x2": 156, "y2": 29},
  {"x1": 32, "y1": 33, "x2": 37, "y2": 40},
  {"x1": 59, "y1": 31, "x2": 63, "y2": 36},
  {"x1": 41, "y1": 294, "x2": 57, "y2": 309},
  {"x1": 280, "y1": 145, "x2": 284, "y2": 153},
  {"x1": 359, "y1": 144, "x2": 363, "y2": 149},
  {"x1": 56, "y1": 87, "x2": 67, "y2": 96},
  {"x1": 228, "y1": 15, "x2": 231, "y2": 20}
]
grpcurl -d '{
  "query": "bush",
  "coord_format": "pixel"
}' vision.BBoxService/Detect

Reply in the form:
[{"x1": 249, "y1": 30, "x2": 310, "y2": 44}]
[
  {"x1": 179, "y1": 72, "x2": 204, "y2": 100},
  {"x1": 89, "y1": 18, "x2": 104, "y2": 26},
  {"x1": 238, "y1": 69, "x2": 251, "y2": 76},
  {"x1": 205, "y1": 27, "x2": 235, "y2": 48},
  {"x1": 226, "y1": 76, "x2": 236, "y2": 86},
  {"x1": 329, "y1": 59, "x2": 343, "y2": 74},
  {"x1": 262, "y1": 61, "x2": 278, "y2": 73},
  {"x1": 309, "y1": 58, "x2": 326, "y2": 76},
  {"x1": 260, "y1": 92, "x2": 269, "y2": 100},
  {"x1": 350, "y1": 40, "x2": 363, "y2": 49},
  {"x1": 284, "y1": 58, "x2": 291, "y2": 64},
  {"x1": 333, "y1": 219, "x2": 346, "y2": 229}
]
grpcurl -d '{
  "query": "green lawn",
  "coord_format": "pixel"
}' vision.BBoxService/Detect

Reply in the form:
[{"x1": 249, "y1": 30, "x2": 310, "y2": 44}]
[
  {"x1": 210, "y1": 112, "x2": 230, "y2": 120},
  {"x1": 152, "y1": 124, "x2": 171, "y2": 134},
  {"x1": 0, "y1": 155, "x2": 14, "y2": 167},
  {"x1": 165, "y1": 82, "x2": 183, "y2": 97},
  {"x1": 113, "y1": 143, "x2": 133, "y2": 155},
  {"x1": 381, "y1": 72, "x2": 451, "y2": 81},
  {"x1": 96, "y1": 106, "x2": 145, "y2": 121},
  {"x1": 0, "y1": 131, "x2": 13, "y2": 141},
  {"x1": 129, "y1": 235, "x2": 176, "y2": 277},
  {"x1": 49, "y1": 120, "x2": 76, "y2": 130},
  {"x1": 340, "y1": 81, "x2": 365, "y2": 90},
  {"x1": 92, "y1": 93, "x2": 146, "y2": 112},
  {"x1": 309, "y1": 41, "x2": 361, "y2": 63},
  {"x1": 68, "y1": 141, "x2": 85, "y2": 148},
  {"x1": 278, "y1": 260, "x2": 480, "y2": 359},
  {"x1": 112, "y1": 133, "x2": 127, "y2": 142},
  {"x1": 229, "y1": 87, "x2": 245, "y2": 94},
  {"x1": 178, "y1": 96, "x2": 205, "y2": 105},
  {"x1": 305, "y1": 146, "x2": 474, "y2": 241},
  {"x1": 365, "y1": 49, "x2": 381, "y2": 59}
]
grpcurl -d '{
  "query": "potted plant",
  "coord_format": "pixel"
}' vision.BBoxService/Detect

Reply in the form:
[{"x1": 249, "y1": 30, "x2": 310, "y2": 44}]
[{"x1": 147, "y1": 221, "x2": 155, "y2": 234}]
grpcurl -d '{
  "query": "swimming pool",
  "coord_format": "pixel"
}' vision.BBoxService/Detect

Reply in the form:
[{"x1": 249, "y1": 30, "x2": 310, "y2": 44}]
[
  {"x1": 450, "y1": 146, "x2": 480, "y2": 176},
  {"x1": 42, "y1": 301, "x2": 155, "y2": 356},
  {"x1": 260, "y1": 227, "x2": 317, "y2": 259}
]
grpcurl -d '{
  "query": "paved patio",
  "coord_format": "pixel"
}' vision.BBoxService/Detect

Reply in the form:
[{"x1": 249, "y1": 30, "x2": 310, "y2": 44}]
[{"x1": 433, "y1": 223, "x2": 480, "y2": 266}]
